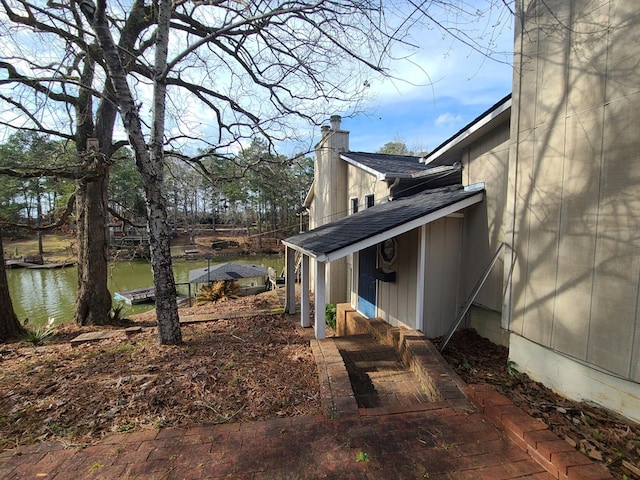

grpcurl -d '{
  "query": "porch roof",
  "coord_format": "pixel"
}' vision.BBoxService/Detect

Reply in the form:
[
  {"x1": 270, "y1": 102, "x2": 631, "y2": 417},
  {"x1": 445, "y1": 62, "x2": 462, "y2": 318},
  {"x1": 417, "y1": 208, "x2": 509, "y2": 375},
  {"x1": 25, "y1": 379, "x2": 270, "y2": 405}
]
[{"x1": 282, "y1": 184, "x2": 484, "y2": 263}]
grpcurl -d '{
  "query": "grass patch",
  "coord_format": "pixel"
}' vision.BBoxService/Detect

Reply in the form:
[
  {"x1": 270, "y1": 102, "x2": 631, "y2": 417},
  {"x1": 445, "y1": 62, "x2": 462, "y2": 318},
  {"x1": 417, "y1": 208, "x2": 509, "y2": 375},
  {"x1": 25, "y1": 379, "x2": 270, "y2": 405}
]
[{"x1": 6, "y1": 233, "x2": 75, "y2": 261}]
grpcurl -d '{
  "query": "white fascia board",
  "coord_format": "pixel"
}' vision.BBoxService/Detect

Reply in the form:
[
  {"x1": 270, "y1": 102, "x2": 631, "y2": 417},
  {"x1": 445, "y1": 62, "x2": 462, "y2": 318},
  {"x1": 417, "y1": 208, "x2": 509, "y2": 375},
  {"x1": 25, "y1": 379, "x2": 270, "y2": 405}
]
[
  {"x1": 303, "y1": 181, "x2": 315, "y2": 208},
  {"x1": 281, "y1": 240, "x2": 319, "y2": 260},
  {"x1": 322, "y1": 192, "x2": 484, "y2": 263},
  {"x1": 341, "y1": 154, "x2": 386, "y2": 180},
  {"x1": 424, "y1": 99, "x2": 511, "y2": 164}
]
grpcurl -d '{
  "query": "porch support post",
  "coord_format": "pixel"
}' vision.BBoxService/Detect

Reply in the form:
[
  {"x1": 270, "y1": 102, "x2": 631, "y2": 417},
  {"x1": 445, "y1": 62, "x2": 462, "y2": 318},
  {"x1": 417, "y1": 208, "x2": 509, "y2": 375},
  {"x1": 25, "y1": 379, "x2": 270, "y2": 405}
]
[
  {"x1": 416, "y1": 225, "x2": 427, "y2": 332},
  {"x1": 314, "y1": 260, "x2": 326, "y2": 339},
  {"x1": 300, "y1": 255, "x2": 311, "y2": 327},
  {"x1": 285, "y1": 246, "x2": 296, "y2": 314}
]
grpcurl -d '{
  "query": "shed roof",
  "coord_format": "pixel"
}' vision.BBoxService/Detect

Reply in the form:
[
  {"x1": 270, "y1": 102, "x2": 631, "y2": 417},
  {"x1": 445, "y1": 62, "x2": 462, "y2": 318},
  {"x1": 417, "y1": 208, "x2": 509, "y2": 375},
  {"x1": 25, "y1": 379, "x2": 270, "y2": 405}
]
[
  {"x1": 189, "y1": 262, "x2": 267, "y2": 283},
  {"x1": 283, "y1": 184, "x2": 484, "y2": 262}
]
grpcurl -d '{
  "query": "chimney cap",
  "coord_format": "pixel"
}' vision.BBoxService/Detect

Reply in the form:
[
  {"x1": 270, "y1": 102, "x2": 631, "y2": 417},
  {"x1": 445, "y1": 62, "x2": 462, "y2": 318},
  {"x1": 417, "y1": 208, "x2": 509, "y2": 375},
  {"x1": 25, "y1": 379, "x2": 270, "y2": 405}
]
[{"x1": 330, "y1": 115, "x2": 341, "y2": 131}]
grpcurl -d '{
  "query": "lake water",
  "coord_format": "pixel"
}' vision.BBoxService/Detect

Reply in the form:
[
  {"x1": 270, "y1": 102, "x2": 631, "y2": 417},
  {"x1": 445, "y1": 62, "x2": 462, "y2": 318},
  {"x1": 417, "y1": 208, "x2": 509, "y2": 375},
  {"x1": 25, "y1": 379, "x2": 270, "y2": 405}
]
[{"x1": 7, "y1": 255, "x2": 284, "y2": 327}]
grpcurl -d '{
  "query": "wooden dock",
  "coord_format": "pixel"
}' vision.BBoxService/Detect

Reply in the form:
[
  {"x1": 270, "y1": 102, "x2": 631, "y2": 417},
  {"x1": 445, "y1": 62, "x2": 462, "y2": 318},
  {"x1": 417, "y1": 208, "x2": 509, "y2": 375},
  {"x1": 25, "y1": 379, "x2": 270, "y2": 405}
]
[
  {"x1": 114, "y1": 286, "x2": 156, "y2": 305},
  {"x1": 5, "y1": 260, "x2": 36, "y2": 269},
  {"x1": 27, "y1": 261, "x2": 75, "y2": 269},
  {"x1": 4, "y1": 260, "x2": 75, "y2": 269}
]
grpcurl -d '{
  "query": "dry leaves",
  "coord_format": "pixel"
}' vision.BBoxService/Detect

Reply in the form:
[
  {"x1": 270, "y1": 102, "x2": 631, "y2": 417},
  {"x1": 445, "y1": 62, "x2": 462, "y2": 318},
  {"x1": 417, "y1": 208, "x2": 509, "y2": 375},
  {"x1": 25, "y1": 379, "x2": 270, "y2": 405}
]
[{"x1": 0, "y1": 295, "x2": 319, "y2": 451}]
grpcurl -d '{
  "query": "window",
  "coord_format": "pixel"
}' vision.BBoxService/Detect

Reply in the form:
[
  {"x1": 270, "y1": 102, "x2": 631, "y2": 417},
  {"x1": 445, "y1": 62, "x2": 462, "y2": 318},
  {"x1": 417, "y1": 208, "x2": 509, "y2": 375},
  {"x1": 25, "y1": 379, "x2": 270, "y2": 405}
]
[
  {"x1": 350, "y1": 198, "x2": 359, "y2": 214},
  {"x1": 365, "y1": 194, "x2": 375, "y2": 208}
]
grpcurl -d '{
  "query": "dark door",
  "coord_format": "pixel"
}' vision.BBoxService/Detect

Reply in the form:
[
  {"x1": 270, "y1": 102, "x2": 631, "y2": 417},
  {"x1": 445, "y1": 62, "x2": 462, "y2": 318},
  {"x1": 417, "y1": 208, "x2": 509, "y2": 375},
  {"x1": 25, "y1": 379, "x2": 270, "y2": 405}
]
[{"x1": 358, "y1": 245, "x2": 377, "y2": 318}]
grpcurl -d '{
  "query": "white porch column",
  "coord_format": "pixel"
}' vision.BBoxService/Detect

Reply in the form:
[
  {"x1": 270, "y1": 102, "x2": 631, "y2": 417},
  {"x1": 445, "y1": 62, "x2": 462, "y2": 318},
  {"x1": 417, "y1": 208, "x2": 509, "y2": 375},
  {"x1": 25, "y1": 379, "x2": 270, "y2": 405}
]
[
  {"x1": 300, "y1": 255, "x2": 311, "y2": 327},
  {"x1": 314, "y1": 260, "x2": 326, "y2": 339},
  {"x1": 416, "y1": 224, "x2": 427, "y2": 332},
  {"x1": 285, "y1": 247, "x2": 296, "y2": 314}
]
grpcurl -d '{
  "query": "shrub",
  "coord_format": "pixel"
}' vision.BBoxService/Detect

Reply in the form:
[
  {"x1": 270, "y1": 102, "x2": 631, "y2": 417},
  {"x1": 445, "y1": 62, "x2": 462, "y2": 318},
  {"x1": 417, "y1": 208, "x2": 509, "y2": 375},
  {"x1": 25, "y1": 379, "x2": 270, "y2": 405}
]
[
  {"x1": 196, "y1": 280, "x2": 239, "y2": 304},
  {"x1": 22, "y1": 317, "x2": 56, "y2": 346},
  {"x1": 108, "y1": 304, "x2": 127, "y2": 324},
  {"x1": 325, "y1": 303, "x2": 337, "y2": 330}
]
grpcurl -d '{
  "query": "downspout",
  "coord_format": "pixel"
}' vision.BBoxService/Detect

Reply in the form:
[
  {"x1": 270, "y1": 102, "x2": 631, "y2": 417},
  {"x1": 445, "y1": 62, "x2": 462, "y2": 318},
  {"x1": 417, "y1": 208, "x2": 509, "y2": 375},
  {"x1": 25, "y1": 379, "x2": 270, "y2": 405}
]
[{"x1": 387, "y1": 177, "x2": 401, "y2": 201}]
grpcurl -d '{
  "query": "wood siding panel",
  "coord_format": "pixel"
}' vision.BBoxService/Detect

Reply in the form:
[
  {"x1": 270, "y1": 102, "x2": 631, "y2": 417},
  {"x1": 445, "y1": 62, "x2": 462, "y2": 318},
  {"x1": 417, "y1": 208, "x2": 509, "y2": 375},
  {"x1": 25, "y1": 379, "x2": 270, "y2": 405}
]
[
  {"x1": 589, "y1": 96, "x2": 640, "y2": 379},
  {"x1": 463, "y1": 122, "x2": 510, "y2": 312},
  {"x1": 513, "y1": 0, "x2": 640, "y2": 383},
  {"x1": 376, "y1": 230, "x2": 417, "y2": 329},
  {"x1": 399, "y1": 231, "x2": 417, "y2": 326},
  {"x1": 424, "y1": 218, "x2": 463, "y2": 338},
  {"x1": 552, "y1": 110, "x2": 601, "y2": 358},
  {"x1": 566, "y1": 0, "x2": 609, "y2": 116},
  {"x1": 514, "y1": 0, "x2": 540, "y2": 135},
  {"x1": 606, "y1": 2, "x2": 640, "y2": 103},
  {"x1": 347, "y1": 165, "x2": 389, "y2": 210},
  {"x1": 519, "y1": 121, "x2": 565, "y2": 347},
  {"x1": 532, "y1": 0, "x2": 570, "y2": 130},
  {"x1": 509, "y1": 128, "x2": 536, "y2": 336}
]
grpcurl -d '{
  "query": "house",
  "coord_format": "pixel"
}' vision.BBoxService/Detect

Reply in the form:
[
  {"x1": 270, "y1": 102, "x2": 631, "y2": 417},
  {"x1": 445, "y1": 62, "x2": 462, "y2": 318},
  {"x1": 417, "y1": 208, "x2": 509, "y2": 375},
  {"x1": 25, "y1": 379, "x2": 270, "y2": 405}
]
[{"x1": 283, "y1": 0, "x2": 640, "y2": 424}]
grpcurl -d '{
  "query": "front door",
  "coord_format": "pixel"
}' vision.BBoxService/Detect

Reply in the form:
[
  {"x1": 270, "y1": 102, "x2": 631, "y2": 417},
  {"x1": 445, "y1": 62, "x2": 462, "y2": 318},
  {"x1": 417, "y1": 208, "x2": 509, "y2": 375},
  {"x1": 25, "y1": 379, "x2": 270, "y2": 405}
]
[{"x1": 358, "y1": 245, "x2": 377, "y2": 318}]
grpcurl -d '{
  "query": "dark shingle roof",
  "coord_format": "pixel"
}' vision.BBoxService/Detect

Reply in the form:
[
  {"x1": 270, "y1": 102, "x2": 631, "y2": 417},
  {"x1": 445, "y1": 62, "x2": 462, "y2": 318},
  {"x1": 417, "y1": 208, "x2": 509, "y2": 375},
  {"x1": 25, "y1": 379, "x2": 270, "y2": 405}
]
[
  {"x1": 283, "y1": 185, "x2": 483, "y2": 260},
  {"x1": 189, "y1": 262, "x2": 267, "y2": 283},
  {"x1": 341, "y1": 152, "x2": 430, "y2": 177}
]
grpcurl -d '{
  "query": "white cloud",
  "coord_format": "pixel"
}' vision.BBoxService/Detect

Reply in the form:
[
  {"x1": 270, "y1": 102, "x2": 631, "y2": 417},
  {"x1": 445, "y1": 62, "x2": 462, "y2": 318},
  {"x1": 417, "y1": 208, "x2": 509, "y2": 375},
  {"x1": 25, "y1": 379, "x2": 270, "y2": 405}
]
[{"x1": 434, "y1": 112, "x2": 464, "y2": 128}]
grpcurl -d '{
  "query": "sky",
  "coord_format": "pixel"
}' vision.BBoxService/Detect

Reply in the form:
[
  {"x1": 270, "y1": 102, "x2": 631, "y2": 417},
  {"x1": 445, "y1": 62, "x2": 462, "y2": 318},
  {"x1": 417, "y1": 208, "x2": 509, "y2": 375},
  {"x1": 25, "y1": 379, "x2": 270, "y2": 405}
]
[{"x1": 320, "y1": 6, "x2": 515, "y2": 155}]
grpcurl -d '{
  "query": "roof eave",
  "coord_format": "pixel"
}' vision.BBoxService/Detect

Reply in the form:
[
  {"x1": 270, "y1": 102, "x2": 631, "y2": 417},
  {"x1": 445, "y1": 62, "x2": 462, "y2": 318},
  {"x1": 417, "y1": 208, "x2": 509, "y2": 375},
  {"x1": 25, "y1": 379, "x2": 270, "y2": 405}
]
[
  {"x1": 281, "y1": 240, "x2": 325, "y2": 262},
  {"x1": 422, "y1": 95, "x2": 512, "y2": 164},
  {"x1": 341, "y1": 154, "x2": 386, "y2": 180}
]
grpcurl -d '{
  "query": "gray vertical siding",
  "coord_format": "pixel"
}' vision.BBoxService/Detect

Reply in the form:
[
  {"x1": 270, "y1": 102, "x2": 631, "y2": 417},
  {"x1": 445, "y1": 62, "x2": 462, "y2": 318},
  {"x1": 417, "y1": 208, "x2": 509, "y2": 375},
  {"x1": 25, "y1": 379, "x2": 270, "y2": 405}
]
[{"x1": 509, "y1": 0, "x2": 640, "y2": 381}]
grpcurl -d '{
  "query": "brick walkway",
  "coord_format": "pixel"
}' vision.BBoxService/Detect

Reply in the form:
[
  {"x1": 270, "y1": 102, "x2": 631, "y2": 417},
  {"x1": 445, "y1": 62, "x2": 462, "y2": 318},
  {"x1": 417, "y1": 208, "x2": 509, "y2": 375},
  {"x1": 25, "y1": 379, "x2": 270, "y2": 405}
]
[
  {"x1": 0, "y1": 317, "x2": 613, "y2": 480},
  {"x1": 1, "y1": 408, "x2": 556, "y2": 480}
]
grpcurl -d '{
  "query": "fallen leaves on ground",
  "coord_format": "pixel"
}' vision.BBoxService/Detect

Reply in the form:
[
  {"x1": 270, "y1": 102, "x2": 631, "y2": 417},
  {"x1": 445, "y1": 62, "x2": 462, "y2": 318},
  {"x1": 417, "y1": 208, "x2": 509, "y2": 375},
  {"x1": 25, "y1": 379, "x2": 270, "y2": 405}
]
[
  {"x1": 437, "y1": 329, "x2": 640, "y2": 480},
  {"x1": 0, "y1": 292, "x2": 319, "y2": 451}
]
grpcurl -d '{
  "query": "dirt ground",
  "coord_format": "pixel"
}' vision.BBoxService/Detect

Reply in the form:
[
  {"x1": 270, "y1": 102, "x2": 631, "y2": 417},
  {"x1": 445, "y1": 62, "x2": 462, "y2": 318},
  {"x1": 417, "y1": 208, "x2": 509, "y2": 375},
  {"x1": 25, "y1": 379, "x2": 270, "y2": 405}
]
[{"x1": 437, "y1": 329, "x2": 640, "y2": 480}]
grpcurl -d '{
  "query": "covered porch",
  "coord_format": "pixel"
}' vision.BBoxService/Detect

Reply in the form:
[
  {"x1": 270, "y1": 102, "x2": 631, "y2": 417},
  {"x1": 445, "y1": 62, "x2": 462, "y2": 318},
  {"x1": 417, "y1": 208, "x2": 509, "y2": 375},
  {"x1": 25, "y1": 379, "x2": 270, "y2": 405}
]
[{"x1": 282, "y1": 184, "x2": 484, "y2": 339}]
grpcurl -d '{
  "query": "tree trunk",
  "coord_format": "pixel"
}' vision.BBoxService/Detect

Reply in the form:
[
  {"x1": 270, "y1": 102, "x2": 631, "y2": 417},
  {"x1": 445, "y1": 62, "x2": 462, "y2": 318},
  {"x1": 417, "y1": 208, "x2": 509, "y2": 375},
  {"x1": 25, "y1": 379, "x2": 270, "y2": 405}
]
[
  {"x1": 145, "y1": 179, "x2": 181, "y2": 344},
  {"x1": 74, "y1": 174, "x2": 112, "y2": 325},
  {"x1": 81, "y1": 0, "x2": 181, "y2": 343},
  {"x1": 0, "y1": 231, "x2": 26, "y2": 341},
  {"x1": 37, "y1": 189, "x2": 44, "y2": 258},
  {"x1": 146, "y1": 0, "x2": 182, "y2": 344},
  {"x1": 73, "y1": 41, "x2": 113, "y2": 326}
]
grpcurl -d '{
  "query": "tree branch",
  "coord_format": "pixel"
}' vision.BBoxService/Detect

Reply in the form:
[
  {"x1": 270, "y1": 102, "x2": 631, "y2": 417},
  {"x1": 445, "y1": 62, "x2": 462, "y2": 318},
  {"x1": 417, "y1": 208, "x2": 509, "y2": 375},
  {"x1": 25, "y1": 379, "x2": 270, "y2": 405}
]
[{"x1": 0, "y1": 193, "x2": 76, "y2": 231}]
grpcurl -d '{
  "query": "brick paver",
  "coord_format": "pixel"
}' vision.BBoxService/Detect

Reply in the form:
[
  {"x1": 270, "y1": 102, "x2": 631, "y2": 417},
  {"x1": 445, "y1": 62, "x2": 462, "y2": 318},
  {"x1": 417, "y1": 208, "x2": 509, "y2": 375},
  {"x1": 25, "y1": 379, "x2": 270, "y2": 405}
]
[{"x1": 0, "y1": 410, "x2": 559, "y2": 479}]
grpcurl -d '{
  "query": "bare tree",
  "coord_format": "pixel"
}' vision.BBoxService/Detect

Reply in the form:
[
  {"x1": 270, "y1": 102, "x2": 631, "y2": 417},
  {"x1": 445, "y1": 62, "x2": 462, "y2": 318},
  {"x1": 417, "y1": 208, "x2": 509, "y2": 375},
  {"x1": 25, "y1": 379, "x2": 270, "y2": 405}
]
[
  {"x1": 0, "y1": 0, "x2": 155, "y2": 326},
  {"x1": 1, "y1": 0, "x2": 512, "y2": 343}
]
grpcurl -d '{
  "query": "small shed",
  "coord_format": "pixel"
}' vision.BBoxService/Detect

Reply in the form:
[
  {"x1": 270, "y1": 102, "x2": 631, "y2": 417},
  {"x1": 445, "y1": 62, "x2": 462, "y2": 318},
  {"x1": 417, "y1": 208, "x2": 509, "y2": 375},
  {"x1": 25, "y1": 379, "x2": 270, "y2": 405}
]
[{"x1": 188, "y1": 262, "x2": 268, "y2": 296}]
